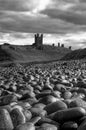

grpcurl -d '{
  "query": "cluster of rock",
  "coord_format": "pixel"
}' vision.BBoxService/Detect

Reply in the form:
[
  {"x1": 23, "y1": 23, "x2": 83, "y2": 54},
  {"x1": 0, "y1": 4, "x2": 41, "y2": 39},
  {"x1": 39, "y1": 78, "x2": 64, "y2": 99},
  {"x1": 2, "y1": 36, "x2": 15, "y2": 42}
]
[{"x1": 0, "y1": 60, "x2": 86, "y2": 129}]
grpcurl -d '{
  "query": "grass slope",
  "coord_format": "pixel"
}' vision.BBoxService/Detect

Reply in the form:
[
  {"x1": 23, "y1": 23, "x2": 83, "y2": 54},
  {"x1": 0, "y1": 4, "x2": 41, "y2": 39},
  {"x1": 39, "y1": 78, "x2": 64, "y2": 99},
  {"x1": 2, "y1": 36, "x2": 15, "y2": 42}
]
[
  {"x1": 62, "y1": 48, "x2": 86, "y2": 60},
  {"x1": 0, "y1": 44, "x2": 71, "y2": 64},
  {"x1": 0, "y1": 45, "x2": 12, "y2": 61}
]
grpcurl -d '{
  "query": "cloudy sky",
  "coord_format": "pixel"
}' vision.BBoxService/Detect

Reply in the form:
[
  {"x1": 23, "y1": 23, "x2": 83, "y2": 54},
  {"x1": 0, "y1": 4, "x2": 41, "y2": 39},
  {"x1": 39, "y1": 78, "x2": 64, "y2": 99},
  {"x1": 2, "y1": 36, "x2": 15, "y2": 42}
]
[{"x1": 0, "y1": 0, "x2": 86, "y2": 49}]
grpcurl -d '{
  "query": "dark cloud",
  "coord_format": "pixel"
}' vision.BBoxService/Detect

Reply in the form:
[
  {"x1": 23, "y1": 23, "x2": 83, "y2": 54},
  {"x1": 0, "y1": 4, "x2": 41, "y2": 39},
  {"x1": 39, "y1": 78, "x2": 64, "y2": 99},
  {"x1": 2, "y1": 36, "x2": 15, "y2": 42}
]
[
  {"x1": 41, "y1": 8, "x2": 86, "y2": 25},
  {"x1": 0, "y1": 0, "x2": 30, "y2": 12},
  {"x1": 0, "y1": 0, "x2": 86, "y2": 34},
  {"x1": 41, "y1": 0, "x2": 86, "y2": 25},
  {"x1": 70, "y1": 3, "x2": 86, "y2": 12},
  {"x1": 79, "y1": 0, "x2": 86, "y2": 3},
  {"x1": 0, "y1": 10, "x2": 77, "y2": 34}
]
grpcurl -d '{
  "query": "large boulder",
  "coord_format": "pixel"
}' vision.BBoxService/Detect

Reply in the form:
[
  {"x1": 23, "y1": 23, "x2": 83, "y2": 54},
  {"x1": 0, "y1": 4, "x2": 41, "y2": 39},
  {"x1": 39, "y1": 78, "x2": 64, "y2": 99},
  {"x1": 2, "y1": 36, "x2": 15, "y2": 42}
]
[
  {"x1": 0, "y1": 109, "x2": 14, "y2": 130},
  {"x1": 44, "y1": 100, "x2": 67, "y2": 115},
  {"x1": 48, "y1": 107, "x2": 86, "y2": 123}
]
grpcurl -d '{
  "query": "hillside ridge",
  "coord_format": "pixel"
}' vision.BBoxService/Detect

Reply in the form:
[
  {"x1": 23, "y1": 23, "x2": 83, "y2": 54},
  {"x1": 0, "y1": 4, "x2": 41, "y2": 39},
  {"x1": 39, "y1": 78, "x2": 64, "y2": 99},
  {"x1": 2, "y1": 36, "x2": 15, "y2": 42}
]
[
  {"x1": 62, "y1": 48, "x2": 86, "y2": 60},
  {"x1": 0, "y1": 43, "x2": 71, "y2": 64}
]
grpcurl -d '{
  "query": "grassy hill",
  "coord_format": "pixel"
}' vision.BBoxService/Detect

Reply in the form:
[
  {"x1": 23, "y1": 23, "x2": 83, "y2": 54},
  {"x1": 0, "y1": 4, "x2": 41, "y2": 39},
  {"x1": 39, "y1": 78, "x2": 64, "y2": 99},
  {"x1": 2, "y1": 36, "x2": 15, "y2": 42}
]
[
  {"x1": 0, "y1": 43, "x2": 71, "y2": 64},
  {"x1": 62, "y1": 48, "x2": 86, "y2": 60},
  {"x1": 0, "y1": 45, "x2": 12, "y2": 61}
]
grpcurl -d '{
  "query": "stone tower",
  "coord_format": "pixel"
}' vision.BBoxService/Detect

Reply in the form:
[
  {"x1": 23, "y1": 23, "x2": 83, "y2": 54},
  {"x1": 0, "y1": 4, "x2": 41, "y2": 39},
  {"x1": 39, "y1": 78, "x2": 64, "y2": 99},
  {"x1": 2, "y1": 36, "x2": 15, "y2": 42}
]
[
  {"x1": 34, "y1": 33, "x2": 43, "y2": 50},
  {"x1": 61, "y1": 44, "x2": 64, "y2": 48},
  {"x1": 58, "y1": 42, "x2": 60, "y2": 47},
  {"x1": 69, "y1": 46, "x2": 72, "y2": 50}
]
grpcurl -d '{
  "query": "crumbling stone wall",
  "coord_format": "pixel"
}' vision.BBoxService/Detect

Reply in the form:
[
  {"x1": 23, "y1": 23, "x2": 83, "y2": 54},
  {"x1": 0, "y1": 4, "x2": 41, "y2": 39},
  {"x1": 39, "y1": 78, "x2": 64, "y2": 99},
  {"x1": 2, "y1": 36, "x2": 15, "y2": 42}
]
[{"x1": 33, "y1": 33, "x2": 43, "y2": 50}]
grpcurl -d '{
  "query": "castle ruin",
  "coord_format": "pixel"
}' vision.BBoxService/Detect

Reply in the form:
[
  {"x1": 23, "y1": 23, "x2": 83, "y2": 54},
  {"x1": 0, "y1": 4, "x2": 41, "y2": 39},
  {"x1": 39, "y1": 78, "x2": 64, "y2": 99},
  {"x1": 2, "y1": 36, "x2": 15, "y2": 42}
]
[
  {"x1": 32, "y1": 34, "x2": 72, "y2": 50},
  {"x1": 58, "y1": 43, "x2": 60, "y2": 47},
  {"x1": 61, "y1": 44, "x2": 64, "y2": 48},
  {"x1": 33, "y1": 33, "x2": 43, "y2": 50},
  {"x1": 69, "y1": 46, "x2": 72, "y2": 50}
]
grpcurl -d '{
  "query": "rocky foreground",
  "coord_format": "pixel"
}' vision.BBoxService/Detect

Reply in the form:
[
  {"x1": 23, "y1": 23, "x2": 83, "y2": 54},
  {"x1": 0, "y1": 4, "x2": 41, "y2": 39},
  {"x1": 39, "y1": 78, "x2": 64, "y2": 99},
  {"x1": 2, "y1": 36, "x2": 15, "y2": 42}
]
[{"x1": 0, "y1": 60, "x2": 86, "y2": 130}]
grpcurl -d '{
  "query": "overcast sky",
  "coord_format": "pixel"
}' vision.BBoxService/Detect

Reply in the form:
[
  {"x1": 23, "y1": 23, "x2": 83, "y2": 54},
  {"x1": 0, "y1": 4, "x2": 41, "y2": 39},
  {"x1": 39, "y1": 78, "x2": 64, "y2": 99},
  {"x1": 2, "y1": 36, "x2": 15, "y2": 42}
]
[{"x1": 0, "y1": 0, "x2": 86, "y2": 49}]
